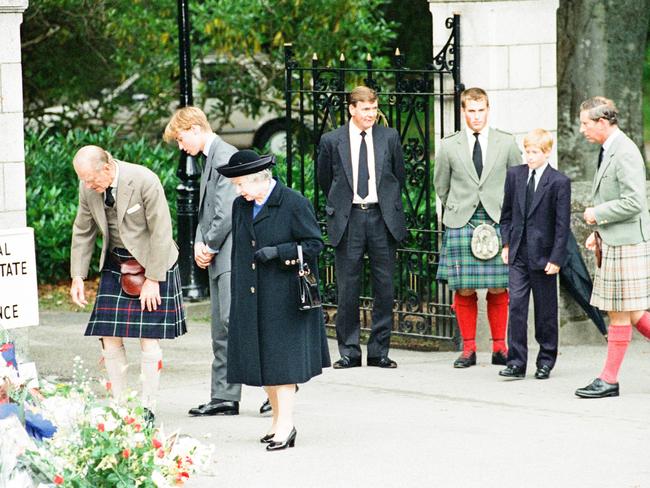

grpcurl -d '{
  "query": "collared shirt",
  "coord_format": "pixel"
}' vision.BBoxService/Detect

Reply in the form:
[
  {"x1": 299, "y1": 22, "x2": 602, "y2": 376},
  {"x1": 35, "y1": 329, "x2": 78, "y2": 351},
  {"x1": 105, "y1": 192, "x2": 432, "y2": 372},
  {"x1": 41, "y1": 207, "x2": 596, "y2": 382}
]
[
  {"x1": 601, "y1": 127, "x2": 622, "y2": 156},
  {"x1": 465, "y1": 126, "x2": 489, "y2": 166},
  {"x1": 527, "y1": 161, "x2": 548, "y2": 192},
  {"x1": 202, "y1": 132, "x2": 217, "y2": 157},
  {"x1": 253, "y1": 179, "x2": 277, "y2": 218},
  {"x1": 349, "y1": 121, "x2": 378, "y2": 204}
]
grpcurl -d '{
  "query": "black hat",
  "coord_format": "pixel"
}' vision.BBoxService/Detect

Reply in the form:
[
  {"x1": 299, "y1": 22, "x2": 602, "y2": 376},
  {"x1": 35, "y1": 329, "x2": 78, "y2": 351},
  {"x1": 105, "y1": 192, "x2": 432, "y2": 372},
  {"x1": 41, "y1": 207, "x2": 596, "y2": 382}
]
[{"x1": 217, "y1": 149, "x2": 275, "y2": 178}]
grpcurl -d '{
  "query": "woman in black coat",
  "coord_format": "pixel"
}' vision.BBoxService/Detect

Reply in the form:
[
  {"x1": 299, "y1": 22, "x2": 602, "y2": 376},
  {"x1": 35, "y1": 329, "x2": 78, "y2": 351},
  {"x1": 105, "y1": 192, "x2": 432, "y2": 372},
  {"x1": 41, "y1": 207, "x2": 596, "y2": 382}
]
[{"x1": 218, "y1": 150, "x2": 331, "y2": 451}]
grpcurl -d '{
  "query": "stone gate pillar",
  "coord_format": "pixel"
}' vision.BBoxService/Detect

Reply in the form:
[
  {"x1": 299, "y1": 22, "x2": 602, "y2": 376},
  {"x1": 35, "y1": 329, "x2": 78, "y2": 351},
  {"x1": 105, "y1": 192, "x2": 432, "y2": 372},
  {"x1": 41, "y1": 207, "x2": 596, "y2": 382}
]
[
  {"x1": 0, "y1": 0, "x2": 28, "y2": 229},
  {"x1": 429, "y1": 0, "x2": 559, "y2": 162},
  {"x1": 0, "y1": 1, "x2": 37, "y2": 365}
]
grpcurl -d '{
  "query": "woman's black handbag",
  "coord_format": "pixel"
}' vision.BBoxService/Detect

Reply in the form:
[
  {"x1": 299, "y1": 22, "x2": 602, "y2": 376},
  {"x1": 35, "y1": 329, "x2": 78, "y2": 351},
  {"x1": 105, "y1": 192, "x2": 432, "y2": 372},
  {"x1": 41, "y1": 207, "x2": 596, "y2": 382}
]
[{"x1": 297, "y1": 245, "x2": 322, "y2": 310}]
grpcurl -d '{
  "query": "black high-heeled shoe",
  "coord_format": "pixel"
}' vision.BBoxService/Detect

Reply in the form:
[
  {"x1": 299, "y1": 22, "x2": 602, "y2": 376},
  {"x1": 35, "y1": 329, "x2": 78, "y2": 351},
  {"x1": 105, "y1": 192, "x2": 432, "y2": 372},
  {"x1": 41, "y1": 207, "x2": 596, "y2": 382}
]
[
  {"x1": 260, "y1": 433, "x2": 275, "y2": 444},
  {"x1": 265, "y1": 427, "x2": 297, "y2": 451}
]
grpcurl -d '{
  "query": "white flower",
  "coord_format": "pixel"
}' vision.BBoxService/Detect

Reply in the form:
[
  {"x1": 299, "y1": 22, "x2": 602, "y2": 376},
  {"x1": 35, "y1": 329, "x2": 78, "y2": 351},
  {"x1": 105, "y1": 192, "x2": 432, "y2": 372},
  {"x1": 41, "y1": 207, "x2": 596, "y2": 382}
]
[{"x1": 151, "y1": 469, "x2": 171, "y2": 488}]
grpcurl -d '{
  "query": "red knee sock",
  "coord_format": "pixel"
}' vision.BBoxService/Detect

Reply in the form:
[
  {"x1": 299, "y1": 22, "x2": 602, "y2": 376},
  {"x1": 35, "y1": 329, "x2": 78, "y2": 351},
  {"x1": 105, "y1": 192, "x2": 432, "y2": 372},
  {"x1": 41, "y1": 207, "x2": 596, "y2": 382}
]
[
  {"x1": 453, "y1": 293, "x2": 478, "y2": 355},
  {"x1": 599, "y1": 324, "x2": 632, "y2": 384},
  {"x1": 487, "y1": 291, "x2": 509, "y2": 353},
  {"x1": 633, "y1": 311, "x2": 650, "y2": 340}
]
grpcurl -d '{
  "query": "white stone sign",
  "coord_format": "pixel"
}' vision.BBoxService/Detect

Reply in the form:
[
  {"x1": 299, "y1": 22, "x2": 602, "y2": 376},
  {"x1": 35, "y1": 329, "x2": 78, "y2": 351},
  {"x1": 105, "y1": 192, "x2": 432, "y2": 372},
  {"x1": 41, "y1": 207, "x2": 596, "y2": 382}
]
[{"x1": 0, "y1": 227, "x2": 39, "y2": 328}]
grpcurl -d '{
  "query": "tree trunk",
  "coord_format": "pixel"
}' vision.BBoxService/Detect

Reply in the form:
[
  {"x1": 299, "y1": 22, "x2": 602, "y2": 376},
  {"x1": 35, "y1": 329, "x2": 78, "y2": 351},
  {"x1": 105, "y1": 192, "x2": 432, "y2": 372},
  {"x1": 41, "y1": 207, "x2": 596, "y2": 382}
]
[{"x1": 557, "y1": 0, "x2": 650, "y2": 180}]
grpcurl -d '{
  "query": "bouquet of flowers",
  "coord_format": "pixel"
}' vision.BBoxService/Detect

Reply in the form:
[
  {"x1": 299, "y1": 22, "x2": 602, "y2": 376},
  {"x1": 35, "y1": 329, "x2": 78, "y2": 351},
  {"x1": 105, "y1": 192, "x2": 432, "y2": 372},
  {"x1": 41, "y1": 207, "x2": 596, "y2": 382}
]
[{"x1": 3, "y1": 357, "x2": 214, "y2": 487}]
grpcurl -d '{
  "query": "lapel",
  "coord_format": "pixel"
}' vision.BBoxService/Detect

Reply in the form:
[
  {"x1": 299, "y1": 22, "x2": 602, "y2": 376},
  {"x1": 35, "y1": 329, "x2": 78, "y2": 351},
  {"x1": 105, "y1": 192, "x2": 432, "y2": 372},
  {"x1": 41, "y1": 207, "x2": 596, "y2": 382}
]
[
  {"x1": 591, "y1": 135, "x2": 621, "y2": 198},
  {"x1": 115, "y1": 163, "x2": 133, "y2": 225},
  {"x1": 336, "y1": 124, "x2": 354, "y2": 191},
  {"x1": 90, "y1": 190, "x2": 108, "y2": 236},
  {"x1": 517, "y1": 166, "x2": 528, "y2": 218},
  {"x1": 528, "y1": 166, "x2": 552, "y2": 216},
  {"x1": 253, "y1": 179, "x2": 283, "y2": 228},
  {"x1": 372, "y1": 125, "x2": 387, "y2": 185},
  {"x1": 480, "y1": 128, "x2": 501, "y2": 184},
  {"x1": 200, "y1": 140, "x2": 216, "y2": 204},
  {"x1": 455, "y1": 131, "x2": 479, "y2": 184}
]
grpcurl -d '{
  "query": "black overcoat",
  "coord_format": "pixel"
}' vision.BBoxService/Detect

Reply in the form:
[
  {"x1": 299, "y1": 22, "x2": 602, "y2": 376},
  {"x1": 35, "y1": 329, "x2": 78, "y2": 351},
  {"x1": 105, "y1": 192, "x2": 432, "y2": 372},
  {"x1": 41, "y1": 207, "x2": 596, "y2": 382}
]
[{"x1": 227, "y1": 179, "x2": 331, "y2": 386}]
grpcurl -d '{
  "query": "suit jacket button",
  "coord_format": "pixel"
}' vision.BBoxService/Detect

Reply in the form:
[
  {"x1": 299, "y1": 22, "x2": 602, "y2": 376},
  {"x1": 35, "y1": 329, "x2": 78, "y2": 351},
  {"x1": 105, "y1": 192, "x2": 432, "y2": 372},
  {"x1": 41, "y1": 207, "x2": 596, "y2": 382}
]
[
  {"x1": 251, "y1": 263, "x2": 256, "y2": 270},
  {"x1": 250, "y1": 286, "x2": 255, "y2": 293},
  {"x1": 285, "y1": 260, "x2": 291, "y2": 265},
  {"x1": 251, "y1": 240, "x2": 256, "y2": 247},
  {"x1": 291, "y1": 260, "x2": 296, "y2": 265}
]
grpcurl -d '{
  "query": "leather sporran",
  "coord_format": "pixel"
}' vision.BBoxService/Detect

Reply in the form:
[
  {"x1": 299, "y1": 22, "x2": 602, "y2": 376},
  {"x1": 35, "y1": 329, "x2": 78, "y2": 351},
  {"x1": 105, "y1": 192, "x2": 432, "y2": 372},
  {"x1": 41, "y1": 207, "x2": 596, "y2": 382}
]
[
  {"x1": 120, "y1": 259, "x2": 146, "y2": 297},
  {"x1": 297, "y1": 245, "x2": 321, "y2": 311},
  {"x1": 470, "y1": 223, "x2": 500, "y2": 260},
  {"x1": 593, "y1": 231, "x2": 603, "y2": 269}
]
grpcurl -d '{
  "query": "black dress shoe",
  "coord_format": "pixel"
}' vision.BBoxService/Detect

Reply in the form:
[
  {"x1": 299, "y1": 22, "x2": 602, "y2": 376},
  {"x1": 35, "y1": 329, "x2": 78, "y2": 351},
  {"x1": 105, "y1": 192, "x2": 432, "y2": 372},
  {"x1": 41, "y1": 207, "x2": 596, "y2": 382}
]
[
  {"x1": 453, "y1": 351, "x2": 476, "y2": 368},
  {"x1": 188, "y1": 399, "x2": 239, "y2": 416},
  {"x1": 260, "y1": 433, "x2": 275, "y2": 444},
  {"x1": 333, "y1": 356, "x2": 362, "y2": 369},
  {"x1": 259, "y1": 398, "x2": 272, "y2": 415},
  {"x1": 143, "y1": 407, "x2": 155, "y2": 427},
  {"x1": 259, "y1": 385, "x2": 299, "y2": 415},
  {"x1": 367, "y1": 356, "x2": 398, "y2": 368},
  {"x1": 491, "y1": 351, "x2": 508, "y2": 366},
  {"x1": 266, "y1": 427, "x2": 297, "y2": 451},
  {"x1": 534, "y1": 365, "x2": 552, "y2": 380},
  {"x1": 575, "y1": 378, "x2": 619, "y2": 398},
  {"x1": 498, "y1": 364, "x2": 526, "y2": 379}
]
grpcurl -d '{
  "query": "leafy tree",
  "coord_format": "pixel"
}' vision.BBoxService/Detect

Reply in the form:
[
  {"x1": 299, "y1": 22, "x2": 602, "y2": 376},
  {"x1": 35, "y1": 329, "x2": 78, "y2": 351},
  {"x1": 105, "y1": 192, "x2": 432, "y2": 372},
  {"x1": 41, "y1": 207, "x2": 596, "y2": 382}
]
[{"x1": 22, "y1": 0, "x2": 397, "y2": 138}]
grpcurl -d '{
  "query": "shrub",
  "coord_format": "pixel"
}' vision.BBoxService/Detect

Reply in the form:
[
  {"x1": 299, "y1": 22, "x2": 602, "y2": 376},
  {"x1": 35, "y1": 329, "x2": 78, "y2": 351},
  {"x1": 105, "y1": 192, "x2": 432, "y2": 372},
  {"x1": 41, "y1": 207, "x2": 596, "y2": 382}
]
[{"x1": 25, "y1": 128, "x2": 179, "y2": 283}]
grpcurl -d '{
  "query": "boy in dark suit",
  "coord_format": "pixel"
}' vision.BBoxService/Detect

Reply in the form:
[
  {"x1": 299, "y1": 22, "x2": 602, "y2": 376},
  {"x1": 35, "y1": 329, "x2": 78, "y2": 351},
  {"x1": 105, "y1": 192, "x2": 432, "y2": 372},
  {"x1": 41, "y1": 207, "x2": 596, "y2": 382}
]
[{"x1": 498, "y1": 129, "x2": 571, "y2": 380}]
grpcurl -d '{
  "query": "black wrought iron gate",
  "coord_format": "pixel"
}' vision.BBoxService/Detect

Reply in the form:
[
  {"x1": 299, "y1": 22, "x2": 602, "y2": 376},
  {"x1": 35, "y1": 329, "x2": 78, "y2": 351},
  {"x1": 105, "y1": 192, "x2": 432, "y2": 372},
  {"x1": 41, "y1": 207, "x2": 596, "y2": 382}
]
[{"x1": 282, "y1": 15, "x2": 463, "y2": 343}]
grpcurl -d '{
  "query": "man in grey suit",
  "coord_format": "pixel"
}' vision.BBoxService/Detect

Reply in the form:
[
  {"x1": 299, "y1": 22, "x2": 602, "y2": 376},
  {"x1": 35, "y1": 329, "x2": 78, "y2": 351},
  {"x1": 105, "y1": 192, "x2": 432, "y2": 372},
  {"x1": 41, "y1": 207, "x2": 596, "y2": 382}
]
[
  {"x1": 164, "y1": 107, "x2": 242, "y2": 415},
  {"x1": 317, "y1": 86, "x2": 407, "y2": 369},
  {"x1": 434, "y1": 87, "x2": 521, "y2": 369}
]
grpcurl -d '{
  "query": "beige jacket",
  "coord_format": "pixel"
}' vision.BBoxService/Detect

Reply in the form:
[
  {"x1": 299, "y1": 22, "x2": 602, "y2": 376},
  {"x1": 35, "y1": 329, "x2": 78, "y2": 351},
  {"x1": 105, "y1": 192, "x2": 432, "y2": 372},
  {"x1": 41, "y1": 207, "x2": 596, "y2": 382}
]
[
  {"x1": 70, "y1": 160, "x2": 178, "y2": 282},
  {"x1": 434, "y1": 128, "x2": 521, "y2": 228}
]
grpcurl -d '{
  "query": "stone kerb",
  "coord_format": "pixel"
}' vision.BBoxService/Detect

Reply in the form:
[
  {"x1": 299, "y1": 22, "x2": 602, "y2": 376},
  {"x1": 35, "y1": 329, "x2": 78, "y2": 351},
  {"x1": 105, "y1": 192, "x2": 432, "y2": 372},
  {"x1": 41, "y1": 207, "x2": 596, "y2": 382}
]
[
  {"x1": 0, "y1": 0, "x2": 29, "y2": 229},
  {"x1": 429, "y1": 0, "x2": 559, "y2": 165}
]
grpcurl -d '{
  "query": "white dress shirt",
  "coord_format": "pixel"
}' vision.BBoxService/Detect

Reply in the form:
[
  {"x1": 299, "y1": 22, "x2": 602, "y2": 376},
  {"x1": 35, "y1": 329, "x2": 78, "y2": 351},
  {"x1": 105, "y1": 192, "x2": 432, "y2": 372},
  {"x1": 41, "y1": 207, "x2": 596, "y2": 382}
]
[
  {"x1": 527, "y1": 161, "x2": 549, "y2": 191},
  {"x1": 202, "y1": 132, "x2": 217, "y2": 157},
  {"x1": 349, "y1": 121, "x2": 378, "y2": 204},
  {"x1": 601, "y1": 127, "x2": 621, "y2": 156},
  {"x1": 465, "y1": 126, "x2": 489, "y2": 167},
  {"x1": 104, "y1": 160, "x2": 120, "y2": 206}
]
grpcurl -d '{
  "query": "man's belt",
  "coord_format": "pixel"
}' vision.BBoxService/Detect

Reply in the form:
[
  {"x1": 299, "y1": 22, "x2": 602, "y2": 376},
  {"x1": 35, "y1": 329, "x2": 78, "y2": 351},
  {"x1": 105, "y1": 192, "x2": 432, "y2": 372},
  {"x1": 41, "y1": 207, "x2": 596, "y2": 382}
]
[{"x1": 351, "y1": 203, "x2": 378, "y2": 210}]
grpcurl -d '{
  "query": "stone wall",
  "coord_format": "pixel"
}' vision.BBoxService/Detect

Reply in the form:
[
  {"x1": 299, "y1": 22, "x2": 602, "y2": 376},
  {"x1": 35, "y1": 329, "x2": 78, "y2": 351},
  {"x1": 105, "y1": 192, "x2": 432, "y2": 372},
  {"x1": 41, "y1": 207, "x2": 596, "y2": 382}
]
[{"x1": 0, "y1": 0, "x2": 28, "y2": 229}]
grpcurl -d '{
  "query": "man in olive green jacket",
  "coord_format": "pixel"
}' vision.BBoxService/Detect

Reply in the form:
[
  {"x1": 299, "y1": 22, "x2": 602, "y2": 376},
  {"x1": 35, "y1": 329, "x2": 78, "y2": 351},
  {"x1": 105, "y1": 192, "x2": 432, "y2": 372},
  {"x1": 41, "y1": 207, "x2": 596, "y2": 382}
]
[
  {"x1": 575, "y1": 96, "x2": 650, "y2": 399},
  {"x1": 434, "y1": 87, "x2": 521, "y2": 368}
]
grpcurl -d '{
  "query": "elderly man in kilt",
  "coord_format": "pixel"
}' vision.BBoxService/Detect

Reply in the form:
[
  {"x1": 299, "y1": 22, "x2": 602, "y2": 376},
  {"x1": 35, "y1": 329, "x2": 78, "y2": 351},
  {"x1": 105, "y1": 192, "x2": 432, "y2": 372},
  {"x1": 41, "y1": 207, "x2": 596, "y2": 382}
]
[
  {"x1": 69, "y1": 145, "x2": 186, "y2": 417},
  {"x1": 575, "y1": 97, "x2": 650, "y2": 399},
  {"x1": 434, "y1": 87, "x2": 521, "y2": 368}
]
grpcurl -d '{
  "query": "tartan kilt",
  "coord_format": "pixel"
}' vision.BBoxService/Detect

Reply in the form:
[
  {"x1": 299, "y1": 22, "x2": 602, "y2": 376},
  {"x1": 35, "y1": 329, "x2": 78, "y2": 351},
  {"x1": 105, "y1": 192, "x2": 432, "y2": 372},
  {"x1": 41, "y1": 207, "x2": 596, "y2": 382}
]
[
  {"x1": 436, "y1": 206, "x2": 509, "y2": 290},
  {"x1": 85, "y1": 248, "x2": 187, "y2": 339},
  {"x1": 590, "y1": 239, "x2": 650, "y2": 311}
]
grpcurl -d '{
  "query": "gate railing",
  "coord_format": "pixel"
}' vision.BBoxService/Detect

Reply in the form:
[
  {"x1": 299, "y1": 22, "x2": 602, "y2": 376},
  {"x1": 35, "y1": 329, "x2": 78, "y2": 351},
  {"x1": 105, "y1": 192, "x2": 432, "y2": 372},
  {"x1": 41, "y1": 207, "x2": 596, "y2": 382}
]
[{"x1": 283, "y1": 14, "x2": 463, "y2": 342}]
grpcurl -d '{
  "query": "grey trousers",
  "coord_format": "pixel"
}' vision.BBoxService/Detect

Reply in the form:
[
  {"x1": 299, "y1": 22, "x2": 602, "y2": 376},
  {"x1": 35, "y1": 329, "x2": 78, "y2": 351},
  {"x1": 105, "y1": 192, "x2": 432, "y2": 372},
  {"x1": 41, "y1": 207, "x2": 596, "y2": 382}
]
[{"x1": 209, "y1": 269, "x2": 241, "y2": 401}]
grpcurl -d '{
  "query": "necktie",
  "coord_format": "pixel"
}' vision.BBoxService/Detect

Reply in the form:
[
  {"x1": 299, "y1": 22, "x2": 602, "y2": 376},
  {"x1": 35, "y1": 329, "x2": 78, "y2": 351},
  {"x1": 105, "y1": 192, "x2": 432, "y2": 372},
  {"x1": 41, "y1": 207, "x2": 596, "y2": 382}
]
[
  {"x1": 525, "y1": 169, "x2": 536, "y2": 216},
  {"x1": 597, "y1": 147, "x2": 604, "y2": 169},
  {"x1": 104, "y1": 186, "x2": 115, "y2": 207},
  {"x1": 472, "y1": 132, "x2": 482, "y2": 178},
  {"x1": 357, "y1": 131, "x2": 369, "y2": 199}
]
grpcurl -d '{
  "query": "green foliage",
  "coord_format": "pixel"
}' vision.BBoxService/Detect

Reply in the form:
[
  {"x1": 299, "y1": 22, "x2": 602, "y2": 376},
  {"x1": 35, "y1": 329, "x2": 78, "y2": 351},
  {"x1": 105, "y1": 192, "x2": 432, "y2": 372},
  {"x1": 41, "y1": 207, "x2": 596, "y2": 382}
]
[
  {"x1": 23, "y1": 0, "x2": 398, "y2": 139},
  {"x1": 191, "y1": 0, "x2": 398, "y2": 124},
  {"x1": 25, "y1": 129, "x2": 179, "y2": 283}
]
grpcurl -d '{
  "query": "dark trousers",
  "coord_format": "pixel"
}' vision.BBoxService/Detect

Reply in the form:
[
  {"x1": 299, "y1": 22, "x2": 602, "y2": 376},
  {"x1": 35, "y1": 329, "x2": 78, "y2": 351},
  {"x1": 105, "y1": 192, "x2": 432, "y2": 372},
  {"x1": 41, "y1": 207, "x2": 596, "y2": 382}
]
[
  {"x1": 507, "y1": 238, "x2": 559, "y2": 370},
  {"x1": 334, "y1": 207, "x2": 397, "y2": 359}
]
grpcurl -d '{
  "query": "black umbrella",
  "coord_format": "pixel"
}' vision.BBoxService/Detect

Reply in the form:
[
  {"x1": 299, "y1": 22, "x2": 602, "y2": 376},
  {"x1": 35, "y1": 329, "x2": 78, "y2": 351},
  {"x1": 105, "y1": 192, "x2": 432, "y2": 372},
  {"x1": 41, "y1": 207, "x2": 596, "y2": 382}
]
[{"x1": 559, "y1": 231, "x2": 607, "y2": 335}]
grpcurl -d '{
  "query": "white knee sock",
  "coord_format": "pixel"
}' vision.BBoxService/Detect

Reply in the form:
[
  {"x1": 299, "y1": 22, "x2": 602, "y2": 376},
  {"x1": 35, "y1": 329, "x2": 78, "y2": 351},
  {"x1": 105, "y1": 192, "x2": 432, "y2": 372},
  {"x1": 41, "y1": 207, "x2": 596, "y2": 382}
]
[
  {"x1": 140, "y1": 346, "x2": 163, "y2": 411},
  {"x1": 102, "y1": 345, "x2": 128, "y2": 401}
]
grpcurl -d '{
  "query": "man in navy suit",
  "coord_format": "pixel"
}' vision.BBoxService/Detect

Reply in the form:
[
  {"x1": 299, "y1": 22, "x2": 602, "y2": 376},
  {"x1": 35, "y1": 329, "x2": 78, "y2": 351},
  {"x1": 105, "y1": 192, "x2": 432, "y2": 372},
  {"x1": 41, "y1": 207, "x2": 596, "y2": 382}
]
[
  {"x1": 498, "y1": 129, "x2": 571, "y2": 380},
  {"x1": 317, "y1": 86, "x2": 407, "y2": 369}
]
